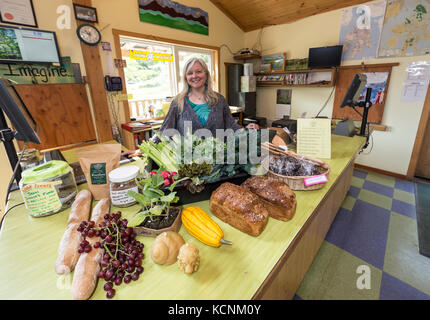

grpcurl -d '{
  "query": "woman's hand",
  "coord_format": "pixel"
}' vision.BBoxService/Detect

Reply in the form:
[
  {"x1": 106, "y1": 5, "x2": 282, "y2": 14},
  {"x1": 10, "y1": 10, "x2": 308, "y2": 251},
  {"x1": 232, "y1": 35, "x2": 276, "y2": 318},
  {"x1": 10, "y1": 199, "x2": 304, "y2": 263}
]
[{"x1": 246, "y1": 123, "x2": 260, "y2": 130}]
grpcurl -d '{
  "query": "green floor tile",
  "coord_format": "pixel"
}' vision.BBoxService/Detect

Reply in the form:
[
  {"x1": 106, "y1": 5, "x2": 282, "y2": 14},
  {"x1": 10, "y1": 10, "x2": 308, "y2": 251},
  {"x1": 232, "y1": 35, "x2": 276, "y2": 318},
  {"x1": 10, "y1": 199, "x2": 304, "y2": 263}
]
[
  {"x1": 297, "y1": 241, "x2": 382, "y2": 300},
  {"x1": 384, "y1": 212, "x2": 430, "y2": 296},
  {"x1": 393, "y1": 189, "x2": 416, "y2": 205},
  {"x1": 366, "y1": 172, "x2": 395, "y2": 188},
  {"x1": 341, "y1": 196, "x2": 356, "y2": 211},
  {"x1": 358, "y1": 189, "x2": 393, "y2": 211},
  {"x1": 351, "y1": 176, "x2": 364, "y2": 188}
]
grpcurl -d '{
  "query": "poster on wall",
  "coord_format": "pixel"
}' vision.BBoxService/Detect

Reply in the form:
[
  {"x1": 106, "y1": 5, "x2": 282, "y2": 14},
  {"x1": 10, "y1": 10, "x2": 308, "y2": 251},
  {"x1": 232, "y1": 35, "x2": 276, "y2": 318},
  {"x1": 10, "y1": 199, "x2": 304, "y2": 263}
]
[
  {"x1": 358, "y1": 72, "x2": 389, "y2": 104},
  {"x1": 402, "y1": 61, "x2": 430, "y2": 101},
  {"x1": 339, "y1": 0, "x2": 387, "y2": 61},
  {"x1": 378, "y1": 0, "x2": 430, "y2": 57},
  {"x1": 276, "y1": 89, "x2": 292, "y2": 119},
  {"x1": 138, "y1": 0, "x2": 209, "y2": 36}
]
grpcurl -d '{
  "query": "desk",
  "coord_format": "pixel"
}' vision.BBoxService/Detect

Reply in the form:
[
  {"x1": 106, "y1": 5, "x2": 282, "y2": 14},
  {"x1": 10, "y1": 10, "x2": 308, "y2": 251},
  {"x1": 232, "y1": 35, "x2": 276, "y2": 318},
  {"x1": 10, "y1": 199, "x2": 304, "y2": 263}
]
[
  {"x1": 122, "y1": 124, "x2": 162, "y2": 151},
  {"x1": 0, "y1": 135, "x2": 365, "y2": 299}
]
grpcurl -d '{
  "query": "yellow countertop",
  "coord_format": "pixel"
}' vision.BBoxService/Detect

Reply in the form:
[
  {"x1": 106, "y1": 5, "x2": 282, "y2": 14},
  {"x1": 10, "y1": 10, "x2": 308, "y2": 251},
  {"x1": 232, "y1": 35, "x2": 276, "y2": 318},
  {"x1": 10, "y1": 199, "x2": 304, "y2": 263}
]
[{"x1": 0, "y1": 135, "x2": 365, "y2": 300}]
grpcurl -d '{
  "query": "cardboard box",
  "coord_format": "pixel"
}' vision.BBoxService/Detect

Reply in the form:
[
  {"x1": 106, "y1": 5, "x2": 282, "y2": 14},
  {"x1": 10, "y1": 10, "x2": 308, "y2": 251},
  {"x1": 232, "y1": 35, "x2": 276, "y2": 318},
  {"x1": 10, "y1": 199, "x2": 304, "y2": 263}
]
[{"x1": 241, "y1": 76, "x2": 256, "y2": 92}]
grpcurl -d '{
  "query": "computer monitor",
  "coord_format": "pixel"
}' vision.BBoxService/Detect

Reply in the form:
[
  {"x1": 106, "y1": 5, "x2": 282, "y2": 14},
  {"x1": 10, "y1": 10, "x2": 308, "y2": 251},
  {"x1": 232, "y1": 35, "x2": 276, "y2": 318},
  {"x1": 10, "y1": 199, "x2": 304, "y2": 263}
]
[
  {"x1": 338, "y1": 73, "x2": 373, "y2": 137},
  {"x1": 340, "y1": 74, "x2": 368, "y2": 108},
  {"x1": 308, "y1": 45, "x2": 343, "y2": 69},
  {"x1": 0, "y1": 78, "x2": 40, "y2": 143},
  {"x1": 0, "y1": 78, "x2": 40, "y2": 185}
]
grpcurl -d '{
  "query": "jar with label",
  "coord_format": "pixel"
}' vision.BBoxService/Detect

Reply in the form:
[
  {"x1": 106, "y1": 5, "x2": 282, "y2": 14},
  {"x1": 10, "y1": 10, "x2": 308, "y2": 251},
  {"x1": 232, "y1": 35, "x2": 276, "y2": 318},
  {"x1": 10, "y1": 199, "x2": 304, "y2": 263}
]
[
  {"x1": 19, "y1": 160, "x2": 78, "y2": 217},
  {"x1": 109, "y1": 165, "x2": 139, "y2": 207}
]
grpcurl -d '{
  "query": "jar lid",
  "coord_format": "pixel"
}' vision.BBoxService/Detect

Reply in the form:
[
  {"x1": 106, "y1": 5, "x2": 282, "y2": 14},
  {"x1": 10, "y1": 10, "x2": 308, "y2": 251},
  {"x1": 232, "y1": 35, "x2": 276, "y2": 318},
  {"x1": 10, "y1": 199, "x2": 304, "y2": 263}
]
[
  {"x1": 109, "y1": 165, "x2": 139, "y2": 183},
  {"x1": 21, "y1": 160, "x2": 72, "y2": 184}
]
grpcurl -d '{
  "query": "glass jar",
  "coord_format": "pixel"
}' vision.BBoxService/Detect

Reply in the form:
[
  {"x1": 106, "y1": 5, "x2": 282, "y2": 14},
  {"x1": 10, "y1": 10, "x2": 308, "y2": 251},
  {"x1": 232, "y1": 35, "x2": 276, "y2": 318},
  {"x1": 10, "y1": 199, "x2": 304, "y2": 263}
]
[
  {"x1": 19, "y1": 148, "x2": 40, "y2": 171},
  {"x1": 19, "y1": 160, "x2": 78, "y2": 217},
  {"x1": 109, "y1": 165, "x2": 139, "y2": 208}
]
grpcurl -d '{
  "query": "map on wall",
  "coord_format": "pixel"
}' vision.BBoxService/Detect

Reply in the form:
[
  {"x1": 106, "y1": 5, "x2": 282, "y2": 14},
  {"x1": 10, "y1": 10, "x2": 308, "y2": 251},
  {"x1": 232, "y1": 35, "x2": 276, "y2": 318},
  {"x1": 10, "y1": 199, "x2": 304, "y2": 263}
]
[
  {"x1": 378, "y1": 0, "x2": 430, "y2": 57},
  {"x1": 339, "y1": 0, "x2": 387, "y2": 61}
]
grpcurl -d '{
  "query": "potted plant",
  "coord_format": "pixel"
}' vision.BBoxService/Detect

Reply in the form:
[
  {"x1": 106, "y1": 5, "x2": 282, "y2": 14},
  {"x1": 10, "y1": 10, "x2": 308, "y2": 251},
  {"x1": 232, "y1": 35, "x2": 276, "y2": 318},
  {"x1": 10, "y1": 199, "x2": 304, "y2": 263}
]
[{"x1": 126, "y1": 169, "x2": 188, "y2": 237}]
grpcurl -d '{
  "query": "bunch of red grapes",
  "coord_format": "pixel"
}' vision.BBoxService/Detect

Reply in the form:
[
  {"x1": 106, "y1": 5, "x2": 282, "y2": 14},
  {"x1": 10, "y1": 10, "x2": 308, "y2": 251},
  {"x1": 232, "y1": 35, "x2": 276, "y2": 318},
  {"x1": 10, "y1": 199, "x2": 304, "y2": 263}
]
[{"x1": 77, "y1": 211, "x2": 145, "y2": 299}]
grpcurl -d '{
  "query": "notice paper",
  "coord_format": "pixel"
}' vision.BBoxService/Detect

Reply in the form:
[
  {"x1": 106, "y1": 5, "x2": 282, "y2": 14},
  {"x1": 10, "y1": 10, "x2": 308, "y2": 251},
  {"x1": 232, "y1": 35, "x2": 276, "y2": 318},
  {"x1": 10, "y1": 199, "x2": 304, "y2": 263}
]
[
  {"x1": 402, "y1": 61, "x2": 430, "y2": 102},
  {"x1": 297, "y1": 118, "x2": 331, "y2": 159}
]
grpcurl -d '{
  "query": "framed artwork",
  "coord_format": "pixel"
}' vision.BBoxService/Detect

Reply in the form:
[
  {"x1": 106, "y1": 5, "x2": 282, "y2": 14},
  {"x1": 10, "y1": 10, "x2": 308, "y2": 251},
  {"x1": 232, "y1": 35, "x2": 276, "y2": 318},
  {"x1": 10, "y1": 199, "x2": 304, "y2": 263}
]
[
  {"x1": 0, "y1": 0, "x2": 38, "y2": 27},
  {"x1": 260, "y1": 64, "x2": 271, "y2": 73},
  {"x1": 73, "y1": 3, "x2": 98, "y2": 23},
  {"x1": 138, "y1": 0, "x2": 209, "y2": 36},
  {"x1": 262, "y1": 53, "x2": 286, "y2": 72}
]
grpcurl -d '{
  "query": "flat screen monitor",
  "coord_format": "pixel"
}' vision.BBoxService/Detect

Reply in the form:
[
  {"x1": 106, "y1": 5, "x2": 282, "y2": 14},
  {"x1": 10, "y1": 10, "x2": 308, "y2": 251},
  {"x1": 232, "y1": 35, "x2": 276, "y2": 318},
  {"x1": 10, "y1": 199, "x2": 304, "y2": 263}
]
[
  {"x1": 0, "y1": 25, "x2": 61, "y2": 64},
  {"x1": 340, "y1": 74, "x2": 368, "y2": 108},
  {"x1": 308, "y1": 45, "x2": 343, "y2": 69},
  {"x1": 0, "y1": 78, "x2": 40, "y2": 144}
]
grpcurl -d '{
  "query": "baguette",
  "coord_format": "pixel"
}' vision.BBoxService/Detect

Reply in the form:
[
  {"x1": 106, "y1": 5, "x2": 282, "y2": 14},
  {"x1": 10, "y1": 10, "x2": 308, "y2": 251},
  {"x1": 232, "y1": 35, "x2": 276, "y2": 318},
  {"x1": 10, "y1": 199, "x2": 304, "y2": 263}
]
[
  {"x1": 55, "y1": 190, "x2": 92, "y2": 275},
  {"x1": 71, "y1": 198, "x2": 110, "y2": 300}
]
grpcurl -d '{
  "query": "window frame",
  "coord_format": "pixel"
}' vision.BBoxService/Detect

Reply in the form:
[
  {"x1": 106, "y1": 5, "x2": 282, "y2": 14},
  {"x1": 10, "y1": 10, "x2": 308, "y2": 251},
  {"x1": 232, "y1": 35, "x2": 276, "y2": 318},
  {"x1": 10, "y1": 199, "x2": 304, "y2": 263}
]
[{"x1": 112, "y1": 29, "x2": 220, "y2": 122}]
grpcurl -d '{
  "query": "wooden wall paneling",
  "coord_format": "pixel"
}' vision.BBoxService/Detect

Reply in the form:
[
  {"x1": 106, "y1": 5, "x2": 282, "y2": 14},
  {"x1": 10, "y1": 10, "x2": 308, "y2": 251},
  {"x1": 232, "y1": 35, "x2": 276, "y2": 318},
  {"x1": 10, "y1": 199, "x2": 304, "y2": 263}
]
[
  {"x1": 332, "y1": 63, "x2": 399, "y2": 124},
  {"x1": 73, "y1": 0, "x2": 112, "y2": 142},
  {"x1": 15, "y1": 84, "x2": 97, "y2": 151},
  {"x1": 112, "y1": 29, "x2": 131, "y2": 122},
  {"x1": 407, "y1": 82, "x2": 430, "y2": 179},
  {"x1": 253, "y1": 160, "x2": 354, "y2": 299}
]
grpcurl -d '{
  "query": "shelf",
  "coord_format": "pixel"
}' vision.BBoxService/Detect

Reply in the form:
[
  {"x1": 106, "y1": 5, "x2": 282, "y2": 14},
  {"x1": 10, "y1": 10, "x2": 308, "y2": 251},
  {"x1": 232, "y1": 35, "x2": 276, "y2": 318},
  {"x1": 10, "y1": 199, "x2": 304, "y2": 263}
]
[
  {"x1": 255, "y1": 68, "x2": 336, "y2": 75},
  {"x1": 233, "y1": 53, "x2": 261, "y2": 60},
  {"x1": 256, "y1": 68, "x2": 337, "y2": 87}
]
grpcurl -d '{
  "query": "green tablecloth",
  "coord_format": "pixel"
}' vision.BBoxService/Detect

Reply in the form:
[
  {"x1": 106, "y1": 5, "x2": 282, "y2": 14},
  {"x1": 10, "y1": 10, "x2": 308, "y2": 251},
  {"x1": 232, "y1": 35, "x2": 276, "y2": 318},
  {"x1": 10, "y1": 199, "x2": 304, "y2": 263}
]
[{"x1": 0, "y1": 135, "x2": 365, "y2": 300}]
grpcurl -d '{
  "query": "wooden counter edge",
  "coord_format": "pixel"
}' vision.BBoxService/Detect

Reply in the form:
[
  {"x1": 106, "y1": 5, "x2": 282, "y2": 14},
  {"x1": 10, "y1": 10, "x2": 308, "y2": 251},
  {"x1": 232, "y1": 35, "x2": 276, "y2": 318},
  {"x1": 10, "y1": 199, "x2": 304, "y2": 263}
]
[{"x1": 252, "y1": 142, "x2": 365, "y2": 300}]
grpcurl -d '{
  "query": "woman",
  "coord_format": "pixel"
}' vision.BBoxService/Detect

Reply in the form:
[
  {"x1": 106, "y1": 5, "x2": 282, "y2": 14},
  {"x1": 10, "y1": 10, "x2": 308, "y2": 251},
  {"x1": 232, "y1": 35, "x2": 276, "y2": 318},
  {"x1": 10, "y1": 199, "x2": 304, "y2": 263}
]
[
  {"x1": 159, "y1": 57, "x2": 259, "y2": 137},
  {"x1": 123, "y1": 58, "x2": 258, "y2": 158}
]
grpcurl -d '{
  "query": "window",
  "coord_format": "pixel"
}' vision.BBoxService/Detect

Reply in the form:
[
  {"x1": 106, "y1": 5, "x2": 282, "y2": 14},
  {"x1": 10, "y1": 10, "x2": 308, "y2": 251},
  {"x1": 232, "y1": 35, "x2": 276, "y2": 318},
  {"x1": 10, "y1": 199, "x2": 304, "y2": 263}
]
[{"x1": 119, "y1": 35, "x2": 217, "y2": 120}]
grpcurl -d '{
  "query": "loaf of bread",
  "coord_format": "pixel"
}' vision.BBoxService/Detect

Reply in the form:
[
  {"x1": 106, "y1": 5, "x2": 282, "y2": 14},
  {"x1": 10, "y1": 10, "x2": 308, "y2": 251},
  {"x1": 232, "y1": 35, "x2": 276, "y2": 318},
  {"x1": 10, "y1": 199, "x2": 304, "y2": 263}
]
[
  {"x1": 209, "y1": 182, "x2": 269, "y2": 237},
  {"x1": 55, "y1": 190, "x2": 92, "y2": 275},
  {"x1": 71, "y1": 198, "x2": 110, "y2": 300},
  {"x1": 241, "y1": 176, "x2": 297, "y2": 221}
]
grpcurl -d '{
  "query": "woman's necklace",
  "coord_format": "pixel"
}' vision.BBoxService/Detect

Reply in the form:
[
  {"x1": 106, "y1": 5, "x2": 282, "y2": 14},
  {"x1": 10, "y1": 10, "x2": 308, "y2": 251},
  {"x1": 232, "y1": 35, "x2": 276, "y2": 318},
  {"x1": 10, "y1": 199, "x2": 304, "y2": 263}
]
[{"x1": 189, "y1": 93, "x2": 207, "y2": 104}]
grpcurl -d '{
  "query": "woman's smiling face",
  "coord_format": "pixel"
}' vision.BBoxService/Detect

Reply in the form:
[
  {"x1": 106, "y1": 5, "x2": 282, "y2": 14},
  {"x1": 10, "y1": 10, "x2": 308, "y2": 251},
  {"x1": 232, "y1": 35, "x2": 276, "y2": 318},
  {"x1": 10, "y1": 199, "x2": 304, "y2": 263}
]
[{"x1": 186, "y1": 61, "x2": 207, "y2": 90}]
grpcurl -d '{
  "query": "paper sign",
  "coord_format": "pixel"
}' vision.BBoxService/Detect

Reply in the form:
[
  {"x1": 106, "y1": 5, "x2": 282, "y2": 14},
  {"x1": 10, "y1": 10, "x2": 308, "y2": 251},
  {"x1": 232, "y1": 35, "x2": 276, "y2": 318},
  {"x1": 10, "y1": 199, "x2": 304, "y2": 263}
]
[
  {"x1": 129, "y1": 50, "x2": 174, "y2": 62},
  {"x1": 114, "y1": 93, "x2": 133, "y2": 101},
  {"x1": 21, "y1": 181, "x2": 62, "y2": 216},
  {"x1": 304, "y1": 174, "x2": 328, "y2": 187},
  {"x1": 297, "y1": 118, "x2": 331, "y2": 159}
]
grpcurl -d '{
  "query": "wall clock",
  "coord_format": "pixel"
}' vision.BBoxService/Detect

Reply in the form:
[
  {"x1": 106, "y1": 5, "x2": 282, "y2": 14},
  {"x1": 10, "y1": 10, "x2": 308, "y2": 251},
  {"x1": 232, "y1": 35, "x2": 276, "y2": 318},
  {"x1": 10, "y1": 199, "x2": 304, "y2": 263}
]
[{"x1": 76, "y1": 24, "x2": 101, "y2": 46}]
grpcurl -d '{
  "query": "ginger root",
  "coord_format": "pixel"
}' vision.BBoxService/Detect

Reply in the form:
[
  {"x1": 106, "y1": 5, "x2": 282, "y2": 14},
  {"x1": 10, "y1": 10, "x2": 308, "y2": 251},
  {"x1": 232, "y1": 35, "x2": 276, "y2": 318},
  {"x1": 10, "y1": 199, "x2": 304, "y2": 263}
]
[
  {"x1": 177, "y1": 243, "x2": 200, "y2": 274},
  {"x1": 151, "y1": 231, "x2": 185, "y2": 265}
]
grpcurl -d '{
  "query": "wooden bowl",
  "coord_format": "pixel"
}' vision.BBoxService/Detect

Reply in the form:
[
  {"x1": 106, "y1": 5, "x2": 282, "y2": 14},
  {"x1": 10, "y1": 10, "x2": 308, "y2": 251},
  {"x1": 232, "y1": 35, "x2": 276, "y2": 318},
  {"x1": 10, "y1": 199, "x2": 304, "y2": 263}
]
[{"x1": 132, "y1": 206, "x2": 182, "y2": 237}]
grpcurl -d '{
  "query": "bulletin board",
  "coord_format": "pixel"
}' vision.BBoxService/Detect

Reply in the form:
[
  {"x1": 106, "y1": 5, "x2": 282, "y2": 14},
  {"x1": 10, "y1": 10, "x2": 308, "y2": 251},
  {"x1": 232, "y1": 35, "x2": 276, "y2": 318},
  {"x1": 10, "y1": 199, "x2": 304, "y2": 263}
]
[
  {"x1": 332, "y1": 63, "x2": 399, "y2": 124},
  {"x1": 14, "y1": 83, "x2": 97, "y2": 151}
]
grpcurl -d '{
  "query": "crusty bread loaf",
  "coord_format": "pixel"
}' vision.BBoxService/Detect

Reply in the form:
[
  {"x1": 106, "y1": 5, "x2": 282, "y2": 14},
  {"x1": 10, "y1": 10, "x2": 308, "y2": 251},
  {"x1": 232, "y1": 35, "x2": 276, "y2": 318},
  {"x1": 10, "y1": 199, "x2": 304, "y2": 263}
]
[
  {"x1": 71, "y1": 198, "x2": 110, "y2": 300},
  {"x1": 209, "y1": 182, "x2": 269, "y2": 237},
  {"x1": 55, "y1": 190, "x2": 92, "y2": 275},
  {"x1": 241, "y1": 176, "x2": 297, "y2": 221}
]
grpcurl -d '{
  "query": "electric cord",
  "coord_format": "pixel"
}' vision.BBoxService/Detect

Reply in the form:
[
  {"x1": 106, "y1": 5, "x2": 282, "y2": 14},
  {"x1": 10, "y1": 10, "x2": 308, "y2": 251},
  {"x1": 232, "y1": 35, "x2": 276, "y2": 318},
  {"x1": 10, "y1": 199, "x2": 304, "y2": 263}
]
[
  {"x1": 220, "y1": 44, "x2": 235, "y2": 56},
  {"x1": 0, "y1": 202, "x2": 25, "y2": 232},
  {"x1": 315, "y1": 75, "x2": 338, "y2": 118},
  {"x1": 5, "y1": 141, "x2": 28, "y2": 206}
]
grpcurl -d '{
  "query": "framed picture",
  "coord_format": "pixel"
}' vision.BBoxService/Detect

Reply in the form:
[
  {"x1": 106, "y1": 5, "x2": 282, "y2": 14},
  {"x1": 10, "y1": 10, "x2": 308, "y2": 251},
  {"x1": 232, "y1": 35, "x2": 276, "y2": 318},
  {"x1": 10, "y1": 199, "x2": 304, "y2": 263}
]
[
  {"x1": 73, "y1": 3, "x2": 98, "y2": 23},
  {"x1": 0, "y1": 0, "x2": 38, "y2": 27},
  {"x1": 262, "y1": 53, "x2": 286, "y2": 72},
  {"x1": 260, "y1": 64, "x2": 271, "y2": 73}
]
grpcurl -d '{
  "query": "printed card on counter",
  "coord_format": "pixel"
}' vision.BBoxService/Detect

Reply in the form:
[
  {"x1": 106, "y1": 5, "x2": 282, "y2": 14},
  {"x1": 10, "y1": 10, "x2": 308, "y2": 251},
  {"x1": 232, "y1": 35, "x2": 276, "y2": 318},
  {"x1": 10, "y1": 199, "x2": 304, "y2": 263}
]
[
  {"x1": 304, "y1": 174, "x2": 328, "y2": 187},
  {"x1": 297, "y1": 118, "x2": 331, "y2": 159}
]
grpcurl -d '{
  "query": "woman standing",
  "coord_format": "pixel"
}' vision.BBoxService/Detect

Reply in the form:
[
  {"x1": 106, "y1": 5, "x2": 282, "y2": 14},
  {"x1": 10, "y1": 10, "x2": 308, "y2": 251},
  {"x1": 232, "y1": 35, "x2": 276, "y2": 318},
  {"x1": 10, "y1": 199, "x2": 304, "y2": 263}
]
[{"x1": 159, "y1": 57, "x2": 259, "y2": 136}]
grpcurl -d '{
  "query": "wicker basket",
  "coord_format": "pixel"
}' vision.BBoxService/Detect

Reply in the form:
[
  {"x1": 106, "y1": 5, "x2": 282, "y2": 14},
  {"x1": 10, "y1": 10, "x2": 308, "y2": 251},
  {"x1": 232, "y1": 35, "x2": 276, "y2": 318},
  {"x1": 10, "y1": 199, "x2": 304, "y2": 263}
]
[{"x1": 262, "y1": 143, "x2": 330, "y2": 191}]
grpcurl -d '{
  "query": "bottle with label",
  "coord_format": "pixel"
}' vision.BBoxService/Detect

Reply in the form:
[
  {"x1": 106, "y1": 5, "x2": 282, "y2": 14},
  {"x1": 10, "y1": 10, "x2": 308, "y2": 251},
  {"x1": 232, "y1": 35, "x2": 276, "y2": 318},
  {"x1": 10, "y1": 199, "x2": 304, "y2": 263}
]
[{"x1": 109, "y1": 165, "x2": 139, "y2": 207}]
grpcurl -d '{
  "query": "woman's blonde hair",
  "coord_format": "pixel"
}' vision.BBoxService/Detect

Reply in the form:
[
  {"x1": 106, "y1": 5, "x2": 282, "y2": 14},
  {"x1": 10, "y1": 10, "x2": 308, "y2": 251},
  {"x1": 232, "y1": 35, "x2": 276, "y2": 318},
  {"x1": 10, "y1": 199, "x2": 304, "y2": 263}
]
[{"x1": 174, "y1": 57, "x2": 219, "y2": 112}]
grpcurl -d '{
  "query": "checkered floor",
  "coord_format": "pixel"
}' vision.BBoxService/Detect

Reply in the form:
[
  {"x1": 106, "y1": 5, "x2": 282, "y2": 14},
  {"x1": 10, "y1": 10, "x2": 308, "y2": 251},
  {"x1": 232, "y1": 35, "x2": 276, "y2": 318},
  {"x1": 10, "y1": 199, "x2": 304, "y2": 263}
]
[{"x1": 294, "y1": 168, "x2": 430, "y2": 300}]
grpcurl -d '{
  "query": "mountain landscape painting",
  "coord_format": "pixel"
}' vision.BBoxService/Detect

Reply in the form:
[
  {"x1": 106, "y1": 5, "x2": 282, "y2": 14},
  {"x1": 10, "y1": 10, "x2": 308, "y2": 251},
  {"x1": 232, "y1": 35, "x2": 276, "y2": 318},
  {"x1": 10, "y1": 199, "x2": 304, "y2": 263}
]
[{"x1": 138, "y1": 0, "x2": 209, "y2": 35}]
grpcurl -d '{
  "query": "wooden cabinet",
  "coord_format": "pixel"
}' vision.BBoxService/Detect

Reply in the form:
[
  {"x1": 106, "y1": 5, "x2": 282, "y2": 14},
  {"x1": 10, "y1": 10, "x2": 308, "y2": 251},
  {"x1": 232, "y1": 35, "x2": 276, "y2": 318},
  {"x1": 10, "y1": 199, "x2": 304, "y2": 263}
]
[{"x1": 255, "y1": 68, "x2": 337, "y2": 87}]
